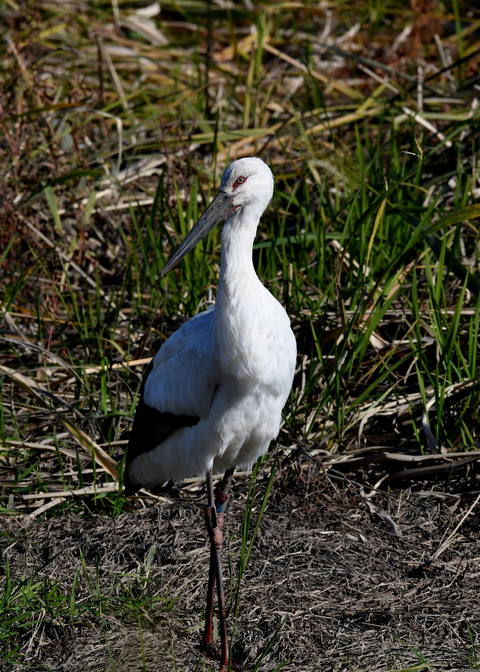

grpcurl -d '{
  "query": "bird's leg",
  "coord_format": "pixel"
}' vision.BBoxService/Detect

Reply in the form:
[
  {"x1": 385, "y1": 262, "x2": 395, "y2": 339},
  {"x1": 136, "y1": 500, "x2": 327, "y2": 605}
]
[
  {"x1": 203, "y1": 468, "x2": 234, "y2": 671},
  {"x1": 203, "y1": 468, "x2": 218, "y2": 648},
  {"x1": 215, "y1": 465, "x2": 235, "y2": 513}
]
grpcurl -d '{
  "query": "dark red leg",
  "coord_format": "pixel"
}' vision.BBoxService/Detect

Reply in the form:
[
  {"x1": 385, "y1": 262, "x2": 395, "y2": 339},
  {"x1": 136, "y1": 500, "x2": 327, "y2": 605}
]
[
  {"x1": 203, "y1": 469, "x2": 216, "y2": 648},
  {"x1": 215, "y1": 466, "x2": 234, "y2": 513},
  {"x1": 202, "y1": 467, "x2": 235, "y2": 671}
]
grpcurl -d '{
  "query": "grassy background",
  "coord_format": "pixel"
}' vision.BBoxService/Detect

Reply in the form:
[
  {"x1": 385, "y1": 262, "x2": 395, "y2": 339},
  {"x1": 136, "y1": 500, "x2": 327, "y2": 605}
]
[{"x1": 1, "y1": 0, "x2": 480, "y2": 669}]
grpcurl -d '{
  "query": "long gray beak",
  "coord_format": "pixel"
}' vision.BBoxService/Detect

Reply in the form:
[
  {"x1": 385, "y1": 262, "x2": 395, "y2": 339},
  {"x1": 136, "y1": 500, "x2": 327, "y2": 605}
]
[{"x1": 160, "y1": 191, "x2": 236, "y2": 277}]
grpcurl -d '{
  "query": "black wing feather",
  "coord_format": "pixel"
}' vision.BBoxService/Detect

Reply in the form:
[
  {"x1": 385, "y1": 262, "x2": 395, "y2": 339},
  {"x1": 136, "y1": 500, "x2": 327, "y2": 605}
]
[{"x1": 124, "y1": 360, "x2": 199, "y2": 494}]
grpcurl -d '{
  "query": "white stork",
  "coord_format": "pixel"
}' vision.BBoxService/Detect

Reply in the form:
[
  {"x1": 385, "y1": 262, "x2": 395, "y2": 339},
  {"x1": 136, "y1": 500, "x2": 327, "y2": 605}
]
[{"x1": 124, "y1": 157, "x2": 296, "y2": 671}]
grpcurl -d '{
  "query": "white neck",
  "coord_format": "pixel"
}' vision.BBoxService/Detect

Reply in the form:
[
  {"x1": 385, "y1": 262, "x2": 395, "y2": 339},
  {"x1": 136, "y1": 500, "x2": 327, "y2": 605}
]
[
  {"x1": 217, "y1": 206, "x2": 263, "y2": 304},
  {"x1": 214, "y1": 206, "x2": 273, "y2": 378}
]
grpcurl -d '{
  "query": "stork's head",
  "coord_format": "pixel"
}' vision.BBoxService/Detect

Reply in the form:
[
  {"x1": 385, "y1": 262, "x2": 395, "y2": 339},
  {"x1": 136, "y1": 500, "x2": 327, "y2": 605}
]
[
  {"x1": 160, "y1": 157, "x2": 274, "y2": 277},
  {"x1": 219, "y1": 157, "x2": 274, "y2": 212}
]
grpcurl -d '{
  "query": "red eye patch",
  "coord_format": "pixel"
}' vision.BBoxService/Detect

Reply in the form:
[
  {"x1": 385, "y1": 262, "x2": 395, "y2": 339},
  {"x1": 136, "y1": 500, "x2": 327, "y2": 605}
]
[{"x1": 232, "y1": 176, "x2": 247, "y2": 190}]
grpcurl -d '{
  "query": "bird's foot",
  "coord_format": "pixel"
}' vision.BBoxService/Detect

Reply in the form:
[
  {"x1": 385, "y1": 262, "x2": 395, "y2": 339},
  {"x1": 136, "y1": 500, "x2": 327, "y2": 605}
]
[{"x1": 200, "y1": 641, "x2": 234, "y2": 672}]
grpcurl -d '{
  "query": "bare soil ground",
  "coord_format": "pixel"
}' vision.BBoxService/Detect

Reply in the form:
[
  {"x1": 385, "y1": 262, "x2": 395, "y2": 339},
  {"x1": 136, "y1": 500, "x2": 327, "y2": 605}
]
[{"x1": 2, "y1": 454, "x2": 480, "y2": 672}]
